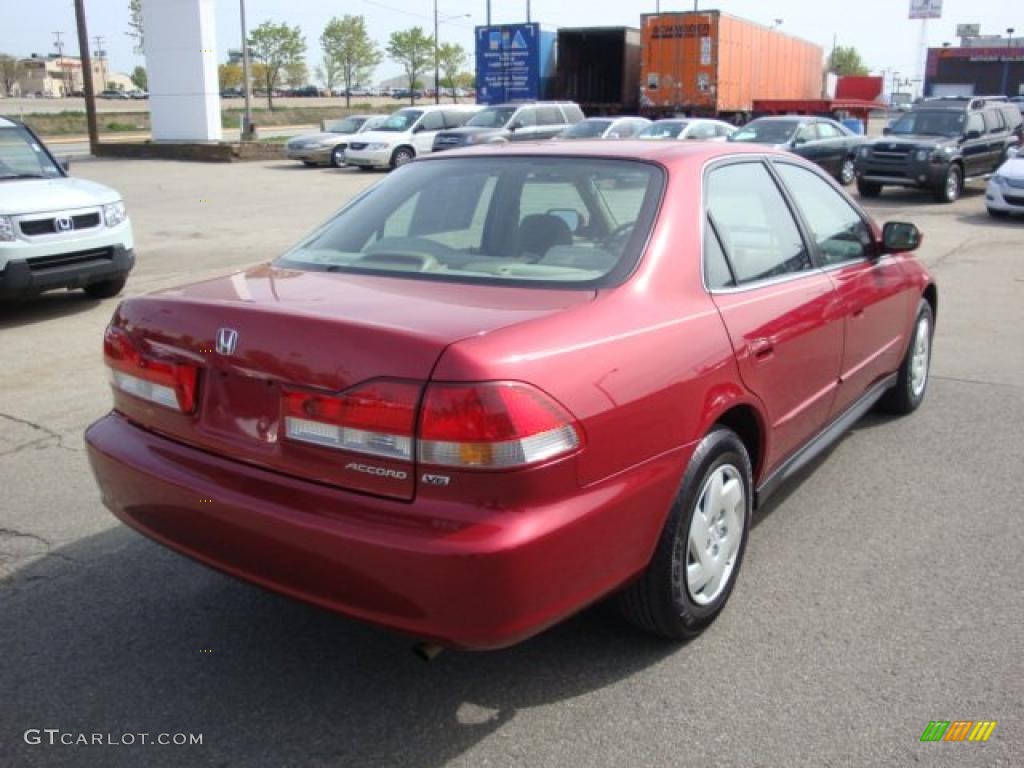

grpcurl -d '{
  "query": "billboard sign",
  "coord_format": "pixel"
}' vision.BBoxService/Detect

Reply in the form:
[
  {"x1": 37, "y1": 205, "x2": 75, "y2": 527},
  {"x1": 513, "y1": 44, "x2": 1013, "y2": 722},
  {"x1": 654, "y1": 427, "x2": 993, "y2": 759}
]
[
  {"x1": 909, "y1": 0, "x2": 943, "y2": 19},
  {"x1": 955, "y1": 23, "x2": 980, "y2": 38},
  {"x1": 476, "y1": 23, "x2": 545, "y2": 105}
]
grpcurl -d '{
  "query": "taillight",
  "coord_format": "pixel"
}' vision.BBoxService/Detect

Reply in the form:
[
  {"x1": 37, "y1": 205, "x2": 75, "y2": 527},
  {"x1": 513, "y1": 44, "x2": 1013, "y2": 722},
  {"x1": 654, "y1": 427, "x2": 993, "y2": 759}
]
[
  {"x1": 283, "y1": 380, "x2": 420, "y2": 460},
  {"x1": 104, "y1": 326, "x2": 199, "y2": 413},
  {"x1": 419, "y1": 382, "x2": 581, "y2": 469}
]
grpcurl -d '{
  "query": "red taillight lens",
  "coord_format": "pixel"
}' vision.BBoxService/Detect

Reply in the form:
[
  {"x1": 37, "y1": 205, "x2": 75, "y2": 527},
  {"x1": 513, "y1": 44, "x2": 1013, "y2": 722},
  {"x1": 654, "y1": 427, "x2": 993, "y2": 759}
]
[
  {"x1": 103, "y1": 326, "x2": 198, "y2": 413},
  {"x1": 419, "y1": 382, "x2": 581, "y2": 469},
  {"x1": 282, "y1": 380, "x2": 420, "y2": 460}
]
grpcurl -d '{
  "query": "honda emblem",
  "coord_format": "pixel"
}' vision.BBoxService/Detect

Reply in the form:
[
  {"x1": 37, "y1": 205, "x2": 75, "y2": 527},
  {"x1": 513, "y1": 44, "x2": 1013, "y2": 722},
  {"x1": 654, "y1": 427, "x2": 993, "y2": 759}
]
[
  {"x1": 55, "y1": 216, "x2": 74, "y2": 232},
  {"x1": 215, "y1": 328, "x2": 239, "y2": 356}
]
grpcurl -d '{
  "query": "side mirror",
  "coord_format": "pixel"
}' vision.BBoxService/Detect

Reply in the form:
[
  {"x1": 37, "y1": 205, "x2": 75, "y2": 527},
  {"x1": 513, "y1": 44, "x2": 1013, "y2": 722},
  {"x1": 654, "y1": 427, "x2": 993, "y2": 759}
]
[
  {"x1": 965, "y1": 129, "x2": 982, "y2": 141},
  {"x1": 58, "y1": 157, "x2": 71, "y2": 172},
  {"x1": 881, "y1": 222, "x2": 922, "y2": 254},
  {"x1": 412, "y1": 124, "x2": 424, "y2": 133}
]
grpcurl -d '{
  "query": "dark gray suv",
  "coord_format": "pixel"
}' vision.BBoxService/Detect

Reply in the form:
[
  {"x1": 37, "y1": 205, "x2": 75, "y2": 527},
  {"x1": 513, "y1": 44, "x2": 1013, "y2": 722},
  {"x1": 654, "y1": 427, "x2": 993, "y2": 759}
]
[
  {"x1": 432, "y1": 102, "x2": 585, "y2": 151},
  {"x1": 855, "y1": 97, "x2": 1023, "y2": 203}
]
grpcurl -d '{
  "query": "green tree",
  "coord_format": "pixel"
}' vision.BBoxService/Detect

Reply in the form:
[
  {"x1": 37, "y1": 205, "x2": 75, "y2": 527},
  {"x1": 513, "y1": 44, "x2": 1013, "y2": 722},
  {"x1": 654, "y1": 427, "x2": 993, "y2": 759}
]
[
  {"x1": 127, "y1": 0, "x2": 144, "y2": 55},
  {"x1": 437, "y1": 42, "x2": 467, "y2": 102},
  {"x1": 130, "y1": 65, "x2": 147, "y2": 90},
  {"x1": 828, "y1": 45, "x2": 869, "y2": 76},
  {"x1": 283, "y1": 59, "x2": 309, "y2": 88},
  {"x1": 321, "y1": 15, "x2": 381, "y2": 108},
  {"x1": 454, "y1": 71, "x2": 475, "y2": 92},
  {"x1": 248, "y1": 21, "x2": 306, "y2": 109},
  {"x1": 387, "y1": 27, "x2": 433, "y2": 105},
  {"x1": 0, "y1": 54, "x2": 25, "y2": 96},
  {"x1": 218, "y1": 63, "x2": 243, "y2": 91}
]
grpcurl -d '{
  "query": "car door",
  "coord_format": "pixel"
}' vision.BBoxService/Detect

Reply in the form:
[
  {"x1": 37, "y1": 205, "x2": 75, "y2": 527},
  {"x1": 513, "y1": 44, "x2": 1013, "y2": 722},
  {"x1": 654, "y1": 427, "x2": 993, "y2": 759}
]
[
  {"x1": 535, "y1": 106, "x2": 566, "y2": 139},
  {"x1": 412, "y1": 110, "x2": 446, "y2": 154},
  {"x1": 814, "y1": 121, "x2": 851, "y2": 176},
  {"x1": 508, "y1": 107, "x2": 539, "y2": 141},
  {"x1": 705, "y1": 159, "x2": 844, "y2": 470},
  {"x1": 961, "y1": 112, "x2": 989, "y2": 177},
  {"x1": 982, "y1": 109, "x2": 1008, "y2": 169},
  {"x1": 790, "y1": 122, "x2": 827, "y2": 169},
  {"x1": 772, "y1": 161, "x2": 914, "y2": 417}
]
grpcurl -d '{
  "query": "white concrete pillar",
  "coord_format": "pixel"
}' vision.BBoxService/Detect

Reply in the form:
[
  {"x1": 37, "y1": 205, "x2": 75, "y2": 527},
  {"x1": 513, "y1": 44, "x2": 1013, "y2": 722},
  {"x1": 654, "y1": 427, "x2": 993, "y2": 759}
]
[{"x1": 142, "y1": 0, "x2": 222, "y2": 141}]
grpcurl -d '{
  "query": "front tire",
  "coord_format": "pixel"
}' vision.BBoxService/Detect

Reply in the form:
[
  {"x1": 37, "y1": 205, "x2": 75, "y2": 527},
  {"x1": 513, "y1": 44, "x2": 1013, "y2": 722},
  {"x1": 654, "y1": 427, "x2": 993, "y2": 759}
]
[
  {"x1": 934, "y1": 164, "x2": 961, "y2": 203},
  {"x1": 879, "y1": 298, "x2": 934, "y2": 415},
  {"x1": 390, "y1": 146, "x2": 415, "y2": 168},
  {"x1": 329, "y1": 146, "x2": 344, "y2": 168},
  {"x1": 83, "y1": 277, "x2": 127, "y2": 299},
  {"x1": 857, "y1": 179, "x2": 882, "y2": 197},
  {"x1": 839, "y1": 157, "x2": 856, "y2": 186},
  {"x1": 618, "y1": 427, "x2": 752, "y2": 640}
]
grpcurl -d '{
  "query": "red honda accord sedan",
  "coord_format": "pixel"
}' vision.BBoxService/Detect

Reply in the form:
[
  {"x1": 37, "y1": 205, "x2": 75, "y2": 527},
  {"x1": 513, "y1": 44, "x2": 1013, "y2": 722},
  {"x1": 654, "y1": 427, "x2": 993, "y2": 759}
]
[{"x1": 86, "y1": 141, "x2": 936, "y2": 649}]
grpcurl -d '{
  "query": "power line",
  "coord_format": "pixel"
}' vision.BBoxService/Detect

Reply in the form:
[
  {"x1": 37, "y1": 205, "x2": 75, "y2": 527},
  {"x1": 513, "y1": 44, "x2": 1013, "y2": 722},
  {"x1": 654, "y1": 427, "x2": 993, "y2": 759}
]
[{"x1": 361, "y1": 0, "x2": 475, "y2": 30}]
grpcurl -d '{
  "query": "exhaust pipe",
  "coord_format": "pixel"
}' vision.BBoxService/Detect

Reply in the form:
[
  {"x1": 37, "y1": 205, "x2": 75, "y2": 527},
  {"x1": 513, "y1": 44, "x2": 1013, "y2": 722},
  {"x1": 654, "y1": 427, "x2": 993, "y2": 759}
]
[{"x1": 412, "y1": 642, "x2": 445, "y2": 662}]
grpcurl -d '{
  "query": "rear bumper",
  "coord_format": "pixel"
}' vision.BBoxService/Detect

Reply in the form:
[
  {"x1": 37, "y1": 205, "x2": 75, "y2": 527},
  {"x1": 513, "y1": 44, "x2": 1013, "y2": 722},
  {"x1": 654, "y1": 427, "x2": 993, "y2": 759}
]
[
  {"x1": 85, "y1": 413, "x2": 685, "y2": 649},
  {"x1": 0, "y1": 245, "x2": 134, "y2": 299}
]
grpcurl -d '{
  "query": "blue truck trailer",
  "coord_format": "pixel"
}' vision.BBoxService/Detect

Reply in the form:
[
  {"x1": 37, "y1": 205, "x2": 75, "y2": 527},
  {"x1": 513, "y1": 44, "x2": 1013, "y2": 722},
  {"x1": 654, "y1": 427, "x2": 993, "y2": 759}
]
[{"x1": 475, "y1": 23, "x2": 557, "y2": 104}]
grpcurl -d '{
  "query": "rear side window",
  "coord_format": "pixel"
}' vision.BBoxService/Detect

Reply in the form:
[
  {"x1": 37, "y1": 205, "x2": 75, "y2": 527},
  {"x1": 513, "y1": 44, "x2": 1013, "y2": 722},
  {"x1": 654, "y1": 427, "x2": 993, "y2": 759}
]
[
  {"x1": 561, "y1": 104, "x2": 585, "y2": 123},
  {"x1": 512, "y1": 108, "x2": 537, "y2": 128},
  {"x1": 705, "y1": 162, "x2": 811, "y2": 285},
  {"x1": 983, "y1": 109, "x2": 1005, "y2": 133},
  {"x1": 775, "y1": 163, "x2": 874, "y2": 267},
  {"x1": 1002, "y1": 106, "x2": 1023, "y2": 132},
  {"x1": 816, "y1": 122, "x2": 843, "y2": 139},
  {"x1": 537, "y1": 107, "x2": 564, "y2": 126},
  {"x1": 442, "y1": 111, "x2": 472, "y2": 128},
  {"x1": 420, "y1": 111, "x2": 445, "y2": 131}
]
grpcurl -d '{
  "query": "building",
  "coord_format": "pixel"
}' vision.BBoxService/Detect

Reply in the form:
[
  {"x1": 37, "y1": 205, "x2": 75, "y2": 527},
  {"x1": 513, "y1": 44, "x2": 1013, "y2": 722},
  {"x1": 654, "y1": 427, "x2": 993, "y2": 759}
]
[
  {"x1": 925, "y1": 33, "x2": 1024, "y2": 98},
  {"x1": 14, "y1": 53, "x2": 120, "y2": 97}
]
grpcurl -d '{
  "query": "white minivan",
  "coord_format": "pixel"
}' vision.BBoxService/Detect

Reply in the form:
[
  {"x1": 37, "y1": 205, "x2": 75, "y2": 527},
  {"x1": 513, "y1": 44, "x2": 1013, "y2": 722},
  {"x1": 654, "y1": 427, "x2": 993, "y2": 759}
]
[
  {"x1": 343, "y1": 104, "x2": 482, "y2": 171},
  {"x1": 0, "y1": 117, "x2": 134, "y2": 300}
]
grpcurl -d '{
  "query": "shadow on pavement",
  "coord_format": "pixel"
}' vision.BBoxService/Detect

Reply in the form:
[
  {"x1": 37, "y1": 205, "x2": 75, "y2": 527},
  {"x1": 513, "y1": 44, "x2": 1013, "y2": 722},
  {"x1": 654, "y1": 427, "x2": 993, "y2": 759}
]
[
  {"x1": 1, "y1": 525, "x2": 676, "y2": 767},
  {"x1": 0, "y1": 291, "x2": 104, "y2": 330}
]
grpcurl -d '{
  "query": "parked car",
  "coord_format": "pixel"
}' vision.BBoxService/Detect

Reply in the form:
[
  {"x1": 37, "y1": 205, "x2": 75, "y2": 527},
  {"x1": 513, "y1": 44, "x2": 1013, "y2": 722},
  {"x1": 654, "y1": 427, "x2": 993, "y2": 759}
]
[
  {"x1": 0, "y1": 117, "x2": 134, "y2": 300},
  {"x1": 555, "y1": 116, "x2": 651, "y2": 140},
  {"x1": 98, "y1": 89, "x2": 131, "y2": 100},
  {"x1": 343, "y1": 105, "x2": 481, "y2": 170},
  {"x1": 855, "y1": 97, "x2": 1023, "y2": 202},
  {"x1": 985, "y1": 147, "x2": 1024, "y2": 217},
  {"x1": 127, "y1": 90, "x2": 148, "y2": 100},
  {"x1": 729, "y1": 116, "x2": 863, "y2": 185},
  {"x1": 637, "y1": 118, "x2": 736, "y2": 142},
  {"x1": 85, "y1": 140, "x2": 935, "y2": 650},
  {"x1": 285, "y1": 115, "x2": 387, "y2": 167},
  {"x1": 431, "y1": 102, "x2": 585, "y2": 151},
  {"x1": 220, "y1": 87, "x2": 243, "y2": 99},
  {"x1": 290, "y1": 85, "x2": 321, "y2": 98}
]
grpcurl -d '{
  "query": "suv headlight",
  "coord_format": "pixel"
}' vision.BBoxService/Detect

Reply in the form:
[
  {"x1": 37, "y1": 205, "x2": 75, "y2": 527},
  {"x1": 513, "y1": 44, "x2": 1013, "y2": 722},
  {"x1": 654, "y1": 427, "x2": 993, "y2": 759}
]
[
  {"x1": 103, "y1": 201, "x2": 127, "y2": 228},
  {"x1": 365, "y1": 142, "x2": 389, "y2": 151},
  {"x1": 992, "y1": 174, "x2": 1007, "y2": 186},
  {"x1": 915, "y1": 149, "x2": 930, "y2": 161},
  {"x1": 859, "y1": 146, "x2": 870, "y2": 158},
  {"x1": 0, "y1": 215, "x2": 14, "y2": 242}
]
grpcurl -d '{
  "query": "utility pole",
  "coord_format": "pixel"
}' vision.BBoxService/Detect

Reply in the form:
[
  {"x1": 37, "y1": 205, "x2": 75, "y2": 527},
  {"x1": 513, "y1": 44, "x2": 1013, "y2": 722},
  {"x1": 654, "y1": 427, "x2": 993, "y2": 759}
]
[
  {"x1": 240, "y1": 0, "x2": 253, "y2": 139},
  {"x1": 486, "y1": 1, "x2": 491, "y2": 26},
  {"x1": 53, "y1": 31, "x2": 68, "y2": 96},
  {"x1": 526, "y1": 0, "x2": 531, "y2": 22},
  {"x1": 73, "y1": 0, "x2": 99, "y2": 153},
  {"x1": 434, "y1": 0, "x2": 440, "y2": 104},
  {"x1": 93, "y1": 36, "x2": 105, "y2": 91}
]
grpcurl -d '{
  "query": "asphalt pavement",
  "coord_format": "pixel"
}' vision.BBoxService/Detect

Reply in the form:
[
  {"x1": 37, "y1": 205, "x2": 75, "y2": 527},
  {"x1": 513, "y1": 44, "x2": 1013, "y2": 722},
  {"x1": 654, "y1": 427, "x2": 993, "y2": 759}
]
[{"x1": 0, "y1": 158, "x2": 1021, "y2": 767}]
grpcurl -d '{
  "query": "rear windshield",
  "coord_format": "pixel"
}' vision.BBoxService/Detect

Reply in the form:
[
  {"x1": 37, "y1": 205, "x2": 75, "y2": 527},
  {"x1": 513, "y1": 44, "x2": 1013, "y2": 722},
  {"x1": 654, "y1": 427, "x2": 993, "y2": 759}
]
[
  {"x1": 730, "y1": 120, "x2": 799, "y2": 144},
  {"x1": 639, "y1": 121, "x2": 687, "y2": 139},
  {"x1": 561, "y1": 120, "x2": 612, "y2": 138},
  {"x1": 377, "y1": 110, "x2": 422, "y2": 132},
  {"x1": 331, "y1": 117, "x2": 365, "y2": 134},
  {"x1": 277, "y1": 156, "x2": 664, "y2": 288}
]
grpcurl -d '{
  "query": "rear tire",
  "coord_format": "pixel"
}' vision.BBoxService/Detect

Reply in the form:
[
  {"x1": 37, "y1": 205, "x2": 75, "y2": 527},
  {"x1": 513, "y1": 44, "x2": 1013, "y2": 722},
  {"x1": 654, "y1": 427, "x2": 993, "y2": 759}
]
[
  {"x1": 83, "y1": 277, "x2": 127, "y2": 299},
  {"x1": 857, "y1": 179, "x2": 882, "y2": 197},
  {"x1": 618, "y1": 427, "x2": 752, "y2": 640},
  {"x1": 934, "y1": 165, "x2": 961, "y2": 203},
  {"x1": 879, "y1": 298, "x2": 934, "y2": 415}
]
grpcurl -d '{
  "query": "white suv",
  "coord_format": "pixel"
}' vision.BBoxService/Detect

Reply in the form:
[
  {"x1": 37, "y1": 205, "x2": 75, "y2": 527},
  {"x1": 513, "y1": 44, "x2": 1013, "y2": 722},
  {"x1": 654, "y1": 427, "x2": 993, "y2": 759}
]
[
  {"x1": 0, "y1": 117, "x2": 134, "y2": 300},
  {"x1": 343, "y1": 105, "x2": 482, "y2": 170}
]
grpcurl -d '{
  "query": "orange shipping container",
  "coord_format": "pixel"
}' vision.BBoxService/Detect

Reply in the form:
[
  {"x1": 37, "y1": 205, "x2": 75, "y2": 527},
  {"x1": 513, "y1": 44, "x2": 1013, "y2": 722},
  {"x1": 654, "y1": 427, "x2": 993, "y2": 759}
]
[{"x1": 640, "y1": 11, "x2": 824, "y2": 115}]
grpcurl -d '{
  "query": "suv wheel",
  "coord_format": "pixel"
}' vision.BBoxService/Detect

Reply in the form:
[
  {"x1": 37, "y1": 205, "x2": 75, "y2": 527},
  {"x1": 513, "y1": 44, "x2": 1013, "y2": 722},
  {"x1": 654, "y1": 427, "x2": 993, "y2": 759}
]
[
  {"x1": 935, "y1": 164, "x2": 962, "y2": 203},
  {"x1": 329, "y1": 146, "x2": 345, "y2": 167},
  {"x1": 390, "y1": 146, "x2": 415, "y2": 168},
  {"x1": 618, "y1": 426, "x2": 752, "y2": 640},
  {"x1": 839, "y1": 157, "x2": 856, "y2": 185},
  {"x1": 83, "y1": 277, "x2": 127, "y2": 299},
  {"x1": 857, "y1": 179, "x2": 882, "y2": 197}
]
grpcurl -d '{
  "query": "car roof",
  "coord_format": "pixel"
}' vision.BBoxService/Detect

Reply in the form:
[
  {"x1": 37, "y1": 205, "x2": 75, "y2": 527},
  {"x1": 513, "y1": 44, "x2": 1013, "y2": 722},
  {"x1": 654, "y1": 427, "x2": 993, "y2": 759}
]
[
  {"x1": 749, "y1": 115, "x2": 807, "y2": 123},
  {"x1": 417, "y1": 139, "x2": 787, "y2": 165}
]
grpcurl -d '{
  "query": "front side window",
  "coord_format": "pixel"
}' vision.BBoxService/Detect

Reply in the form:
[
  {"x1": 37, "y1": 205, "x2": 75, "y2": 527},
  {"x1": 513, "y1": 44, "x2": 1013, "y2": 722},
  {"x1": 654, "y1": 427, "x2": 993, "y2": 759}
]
[
  {"x1": 639, "y1": 120, "x2": 687, "y2": 139},
  {"x1": 705, "y1": 162, "x2": 811, "y2": 285},
  {"x1": 377, "y1": 110, "x2": 423, "y2": 132},
  {"x1": 889, "y1": 110, "x2": 965, "y2": 137},
  {"x1": 965, "y1": 113, "x2": 985, "y2": 136},
  {"x1": 0, "y1": 126, "x2": 62, "y2": 179},
  {"x1": 816, "y1": 122, "x2": 843, "y2": 139},
  {"x1": 466, "y1": 106, "x2": 517, "y2": 128},
  {"x1": 982, "y1": 109, "x2": 1005, "y2": 133},
  {"x1": 277, "y1": 157, "x2": 664, "y2": 287},
  {"x1": 729, "y1": 120, "x2": 800, "y2": 145},
  {"x1": 775, "y1": 163, "x2": 873, "y2": 267}
]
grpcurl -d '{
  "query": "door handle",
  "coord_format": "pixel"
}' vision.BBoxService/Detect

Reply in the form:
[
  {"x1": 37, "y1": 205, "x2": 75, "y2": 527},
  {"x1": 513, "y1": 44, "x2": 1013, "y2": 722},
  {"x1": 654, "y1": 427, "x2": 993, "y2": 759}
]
[{"x1": 750, "y1": 339, "x2": 774, "y2": 361}]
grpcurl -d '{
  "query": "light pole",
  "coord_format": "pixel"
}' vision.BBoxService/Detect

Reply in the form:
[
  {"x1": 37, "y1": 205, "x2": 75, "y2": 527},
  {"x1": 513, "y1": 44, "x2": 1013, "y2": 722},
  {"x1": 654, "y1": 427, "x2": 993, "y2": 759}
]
[
  {"x1": 434, "y1": 5, "x2": 471, "y2": 104},
  {"x1": 240, "y1": 0, "x2": 253, "y2": 139},
  {"x1": 1002, "y1": 28, "x2": 1016, "y2": 97}
]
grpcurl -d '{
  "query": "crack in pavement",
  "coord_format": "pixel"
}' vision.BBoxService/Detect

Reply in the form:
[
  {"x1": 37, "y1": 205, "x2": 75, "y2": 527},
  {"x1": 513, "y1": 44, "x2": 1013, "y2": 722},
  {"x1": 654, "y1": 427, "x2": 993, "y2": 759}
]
[
  {"x1": 0, "y1": 526, "x2": 79, "y2": 586},
  {"x1": 0, "y1": 411, "x2": 83, "y2": 456},
  {"x1": 932, "y1": 374, "x2": 1023, "y2": 391}
]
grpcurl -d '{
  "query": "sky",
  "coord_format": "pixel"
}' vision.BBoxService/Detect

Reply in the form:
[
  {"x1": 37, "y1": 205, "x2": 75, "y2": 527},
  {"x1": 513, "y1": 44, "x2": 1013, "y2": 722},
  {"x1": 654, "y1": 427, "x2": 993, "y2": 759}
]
[{"x1": 1, "y1": 0, "x2": 1017, "y2": 86}]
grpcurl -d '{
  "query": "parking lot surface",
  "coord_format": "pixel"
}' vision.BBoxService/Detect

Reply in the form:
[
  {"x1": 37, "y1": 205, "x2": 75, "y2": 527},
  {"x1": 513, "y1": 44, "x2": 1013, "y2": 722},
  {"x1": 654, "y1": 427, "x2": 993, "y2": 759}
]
[{"x1": 1, "y1": 158, "x2": 1021, "y2": 767}]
